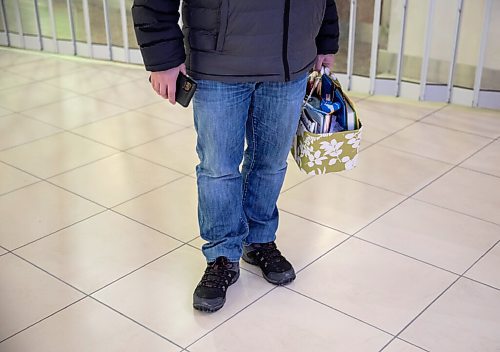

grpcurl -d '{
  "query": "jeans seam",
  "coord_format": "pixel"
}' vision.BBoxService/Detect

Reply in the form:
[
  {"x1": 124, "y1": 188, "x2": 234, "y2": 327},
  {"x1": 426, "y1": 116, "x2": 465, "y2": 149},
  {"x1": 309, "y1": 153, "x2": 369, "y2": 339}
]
[{"x1": 242, "y1": 102, "x2": 257, "y2": 205}]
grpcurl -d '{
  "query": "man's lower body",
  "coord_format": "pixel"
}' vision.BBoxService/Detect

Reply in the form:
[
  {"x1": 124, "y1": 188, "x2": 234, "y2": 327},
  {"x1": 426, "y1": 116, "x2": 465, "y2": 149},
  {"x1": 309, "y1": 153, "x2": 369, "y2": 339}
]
[{"x1": 191, "y1": 74, "x2": 308, "y2": 312}]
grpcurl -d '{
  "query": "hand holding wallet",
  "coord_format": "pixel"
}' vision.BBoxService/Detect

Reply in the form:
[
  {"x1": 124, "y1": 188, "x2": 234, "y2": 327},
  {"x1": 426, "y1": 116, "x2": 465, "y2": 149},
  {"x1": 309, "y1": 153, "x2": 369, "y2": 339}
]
[{"x1": 148, "y1": 71, "x2": 197, "y2": 107}]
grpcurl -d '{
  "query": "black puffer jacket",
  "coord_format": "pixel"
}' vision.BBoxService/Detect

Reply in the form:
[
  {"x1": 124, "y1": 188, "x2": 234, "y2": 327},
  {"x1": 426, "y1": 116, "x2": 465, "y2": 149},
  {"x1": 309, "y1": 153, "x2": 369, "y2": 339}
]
[{"x1": 132, "y1": 0, "x2": 339, "y2": 82}]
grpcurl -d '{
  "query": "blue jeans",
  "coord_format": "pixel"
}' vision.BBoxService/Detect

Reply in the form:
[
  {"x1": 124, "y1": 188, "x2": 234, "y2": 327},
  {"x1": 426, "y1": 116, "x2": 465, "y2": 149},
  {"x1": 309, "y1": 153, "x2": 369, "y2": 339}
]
[{"x1": 193, "y1": 74, "x2": 308, "y2": 262}]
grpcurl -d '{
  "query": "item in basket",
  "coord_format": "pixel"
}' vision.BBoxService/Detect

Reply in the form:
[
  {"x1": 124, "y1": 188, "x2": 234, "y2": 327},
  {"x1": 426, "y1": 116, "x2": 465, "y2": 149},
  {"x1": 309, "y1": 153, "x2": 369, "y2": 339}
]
[
  {"x1": 300, "y1": 109, "x2": 318, "y2": 133},
  {"x1": 345, "y1": 101, "x2": 357, "y2": 130},
  {"x1": 322, "y1": 114, "x2": 332, "y2": 133},
  {"x1": 306, "y1": 96, "x2": 322, "y2": 110},
  {"x1": 320, "y1": 100, "x2": 341, "y2": 114},
  {"x1": 321, "y1": 74, "x2": 335, "y2": 101},
  {"x1": 328, "y1": 120, "x2": 344, "y2": 133},
  {"x1": 304, "y1": 103, "x2": 327, "y2": 133},
  {"x1": 333, "y1": 89, "x2": 347, "y2": 130}
]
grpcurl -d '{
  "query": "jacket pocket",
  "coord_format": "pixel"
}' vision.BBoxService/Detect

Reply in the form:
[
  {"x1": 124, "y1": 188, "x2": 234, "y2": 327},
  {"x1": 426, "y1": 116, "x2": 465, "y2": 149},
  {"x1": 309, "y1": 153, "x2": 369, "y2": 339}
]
[{"x1": 215, "y1": 0, "x2": 229, "y2": 51}]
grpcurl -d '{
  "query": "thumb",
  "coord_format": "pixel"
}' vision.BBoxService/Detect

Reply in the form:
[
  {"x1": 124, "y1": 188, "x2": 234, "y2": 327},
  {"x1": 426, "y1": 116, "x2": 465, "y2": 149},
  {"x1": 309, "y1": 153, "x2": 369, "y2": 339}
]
[{"x1": 179, "y1": 64, "x2": 187, "y2": 75}]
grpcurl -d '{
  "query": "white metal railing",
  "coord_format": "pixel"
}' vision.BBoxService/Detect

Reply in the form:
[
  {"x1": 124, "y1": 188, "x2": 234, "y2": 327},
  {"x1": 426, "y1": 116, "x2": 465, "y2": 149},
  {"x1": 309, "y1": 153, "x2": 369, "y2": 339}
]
[{"x1": 0, "y1": 0, "x2": 498, "y2": 109}]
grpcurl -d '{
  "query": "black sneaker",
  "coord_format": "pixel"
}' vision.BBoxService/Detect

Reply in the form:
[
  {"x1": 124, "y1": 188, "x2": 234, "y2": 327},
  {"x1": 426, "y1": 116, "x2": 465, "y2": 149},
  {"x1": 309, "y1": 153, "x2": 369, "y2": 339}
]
[
  {"x1": 193, "y1": 256, "x2": 240, "y2": 313},
  {"x1": 242, "y1": 241, "x2": 296, "y2": 285}
]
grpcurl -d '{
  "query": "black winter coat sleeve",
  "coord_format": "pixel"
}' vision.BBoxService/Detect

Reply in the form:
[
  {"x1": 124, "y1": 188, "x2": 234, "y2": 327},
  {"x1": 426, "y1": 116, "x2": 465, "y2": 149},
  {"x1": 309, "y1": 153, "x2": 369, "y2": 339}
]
[
  {"x1": 316, "y1": 0, "x2": 340, "y2": 55},
  {"x1": 131, "y1": 0, "x2": 186, "y2": 72}
]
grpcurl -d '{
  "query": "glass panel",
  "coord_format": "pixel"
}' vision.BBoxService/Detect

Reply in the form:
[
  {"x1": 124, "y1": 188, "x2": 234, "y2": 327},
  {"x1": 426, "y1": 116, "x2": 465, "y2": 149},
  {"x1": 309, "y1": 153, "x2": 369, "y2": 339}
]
[
  {"x1": 52, "y1": 0, "x2": 72, "y2": 40},
  {"x1": 37, "y1": 0, "x2": 53, "y2": 38},
  {"x1": 453, "y1": 0, "x2": 485, "y2": 88},
  {"x1": 0, "y1": 3, "x2": 6, "y2": 32},
  {"x1": 353, "y1": 0, "x2": 374, "y2": 77},
  {"x1": 425, "y1": 0, "x2": 456, "y2": 85},
  {"x1": 19, "y1": 0, "x2": 38, "y2": 36},
  {"x1": 453, "y1": 0, "x2": 484, "y2": 89},
  {"x1": 126, "y1": 0, "x2": 138, "y2": 49},
  {"x1": 4, "y1": 0, "x2": 20, "y2": 34},
  {"x1": 481, "y1": 0, "x2": 500, "y2": 91},
  {"x1": 71, "y1": 0, "x2": 87, "y2": 42},
  {"x1": 88, "y1": 0, "x2": 106, "y2": 44},
  {"x1": 401, "y1": 0, "x2": 428, "y2": 83},
  {"x1": 108, "y1": 0, "x2": 122, "y2": 47},
  {"x1": 376, "y1": 0, "x2": 402, "y2": 79},
  {"x1": 333, "y1": 0, "x2": 349, "y2": 74}
]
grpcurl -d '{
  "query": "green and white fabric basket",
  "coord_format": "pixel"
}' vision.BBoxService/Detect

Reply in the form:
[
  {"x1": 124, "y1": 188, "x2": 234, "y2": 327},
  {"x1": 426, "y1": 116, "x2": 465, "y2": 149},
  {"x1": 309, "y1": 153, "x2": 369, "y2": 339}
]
[{"x1": 291, "y1": 72, "x2": 363, "y2": 175}]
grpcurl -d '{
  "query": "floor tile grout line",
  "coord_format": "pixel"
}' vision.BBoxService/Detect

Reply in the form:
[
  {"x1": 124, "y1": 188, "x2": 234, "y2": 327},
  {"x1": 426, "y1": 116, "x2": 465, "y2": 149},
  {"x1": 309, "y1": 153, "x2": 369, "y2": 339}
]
[
  {"x1": 285, "y1": 136, "x2": 499, "y2": 280},
  {"x1": 285, "y1": 229, "x2": 356, "y2": 276},
  {"x1": 349, "y1": 236, "x2": 462, "y2": 276},
  {"x1": 417, "y1": 119, "x2": 500, "y2": 139},
  {"x1": 108, "y1": 206, "x2": 208, "y2": 254},
  {"x1": 0, "y1": 175, "x2": 44, "y2": 198},
  {"x1": 0, "y1": 244, "x2": 10, "y2": 256},
  {"x1": 5, "y1": 251, "x2": 90, "y2": 297},
  {"x1": 3, "y1": 172, "x2": 191, "y2": 253},
  {"x1": 87, "y1": 243, "x2": 186, "y2": 296},
  {"x1": 38, "y1": 69, "x2": 140, "y2": 93},
  {"x1": 18, "y1": 101, "x2": 133, "y2": 131},
  {"x1": 283, "y1": 286, "x2": 396, "y2": 337},
  {"x1": 282, "y1": 206, "x2": 498, "y2": 291},
  {"x1": 280, "y1": 111, "x2": 478, "y2": 198},
  {"x1": 379, "y1": 238, "x2": 500, "y2": 350},
  {"x1": 367, "y1": 138, "x2": 494, "y2": 168},
  {"x1": 278, "y1": 208, "x2": 353, "y2": 238},
  {"x1": 349, "y1": 135, "x2": 500, "y2": 237},
  {"x1": 8, "y1": 50, "x2": 145, "y2": 73},
  {"x1": 0, "y1": 118, "x2": 195, "y2": 186},
  {"x1": 2, "y1": 242, "x2": 195, "y2": 348},
  {"x1": 184, "y1": 286, "x2": 279, "y2": 349},
  {"x1": 87, "y1": 295, "x2": 185, "y2": 351},
  {"x1": 1, "y1": 65, "x2": 183, "y2": 131},
  {"x1": 7, "y1": 208, "x2": 108, "y2": 253},
  {"x1": 377, "y1": 278, "x2": 461, "y2": 351},
  {"x1": 0, "y1": 52, "x2": 48, "y2": 66},
  {"x1": 457, "y1": 135, "x2": 500, "y2": 163},
  {"x1": 0, "y1": 295, "x2": 89, "y2": 344},
  {"x1": 106, "y1": 174, "x2": 188, "y2": 209},
  {"x1": 0, "y1": 129, "x2": 68, "y2": 153},
  {"x1": 409, "y1": 196, "x2": 500, "y2": 228},
  {"x1": 44, "y1": 175, "x2": 193, "y2": 241},
  {"x1": 133, "y1": 107, "x2": 195, "y2": 129},
  {"x1": 0, "y1": 132, "x2": 193, "y2": 197},
  {"x1": 0, "y1": 64, "x2": 91, "y2": 91},
  {"x1": 121, "y1": 125, "x2": 194, "y2": 153},
  {"x1": 386, "y1": 337, "x2": 430, "y2": 352},
  {"x1": 460, "y1": 273, "x2": 500, "y2": 292},
  {"x1": 76, "y1": 77, "x2": 165, "y2": 110},
  {"x1": 355, "y1": 104, "x2": 448, "y2": 152},
  {"x1": 349, "y1": 139, "x2": 459, "y2": 167},
  {"x1": 49, "y1": 128, "x2": 194, "y2": 179},
  {"x1": 459, "y1": 238, "x2": 500, "y2": 281},
  {"x1": 456, "y1": 165, "x2": 500, "y2": 180}
]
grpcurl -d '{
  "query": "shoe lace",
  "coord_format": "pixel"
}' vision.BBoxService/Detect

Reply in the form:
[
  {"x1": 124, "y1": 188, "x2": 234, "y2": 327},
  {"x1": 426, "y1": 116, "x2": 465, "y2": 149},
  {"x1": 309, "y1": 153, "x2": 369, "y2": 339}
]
[
  {"x1": 253, "y1": 242, "x2": 287, "y2": 271},
  {"x1": 199, "y1": 257, "x2": 234, "y2": 289}
]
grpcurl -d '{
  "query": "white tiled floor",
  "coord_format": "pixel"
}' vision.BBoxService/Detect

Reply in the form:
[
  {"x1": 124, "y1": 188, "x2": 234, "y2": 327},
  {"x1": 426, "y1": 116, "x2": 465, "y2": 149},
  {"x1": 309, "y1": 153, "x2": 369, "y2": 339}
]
[{"x1": 1, "y1": 47, "x2": 499, "y2": 351}]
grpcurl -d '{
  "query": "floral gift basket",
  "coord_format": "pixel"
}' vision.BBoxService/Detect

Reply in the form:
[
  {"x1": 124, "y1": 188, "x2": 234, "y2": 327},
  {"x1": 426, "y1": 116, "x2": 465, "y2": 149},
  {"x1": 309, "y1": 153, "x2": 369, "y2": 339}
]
[{"x1": 291, "y1": 68, "x2": 363, "y2": 175}]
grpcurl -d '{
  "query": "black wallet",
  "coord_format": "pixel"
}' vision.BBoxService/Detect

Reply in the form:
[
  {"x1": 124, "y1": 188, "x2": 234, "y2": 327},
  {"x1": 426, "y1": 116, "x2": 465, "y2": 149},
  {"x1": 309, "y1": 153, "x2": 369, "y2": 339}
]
[{"x1": 148, "y1": 72, "x2": 197, "y2": 107}]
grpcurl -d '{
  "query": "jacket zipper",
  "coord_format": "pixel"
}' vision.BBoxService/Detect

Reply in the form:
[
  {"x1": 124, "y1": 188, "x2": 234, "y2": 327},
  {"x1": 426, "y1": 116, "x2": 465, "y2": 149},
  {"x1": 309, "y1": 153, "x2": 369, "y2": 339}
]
[{"x1": 282, "y1": 0, "x2": 291, "y2": 81}]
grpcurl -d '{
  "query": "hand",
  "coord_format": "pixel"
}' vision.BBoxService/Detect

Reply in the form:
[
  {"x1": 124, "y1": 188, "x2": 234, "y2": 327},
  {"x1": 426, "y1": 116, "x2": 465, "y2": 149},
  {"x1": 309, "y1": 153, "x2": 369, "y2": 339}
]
[
  {"x1": 314, "y1": 54, "x2": 335, "y2": 72},
  {"x1": 150, "y1": 63, "x2": 187, "y2": 105}
]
